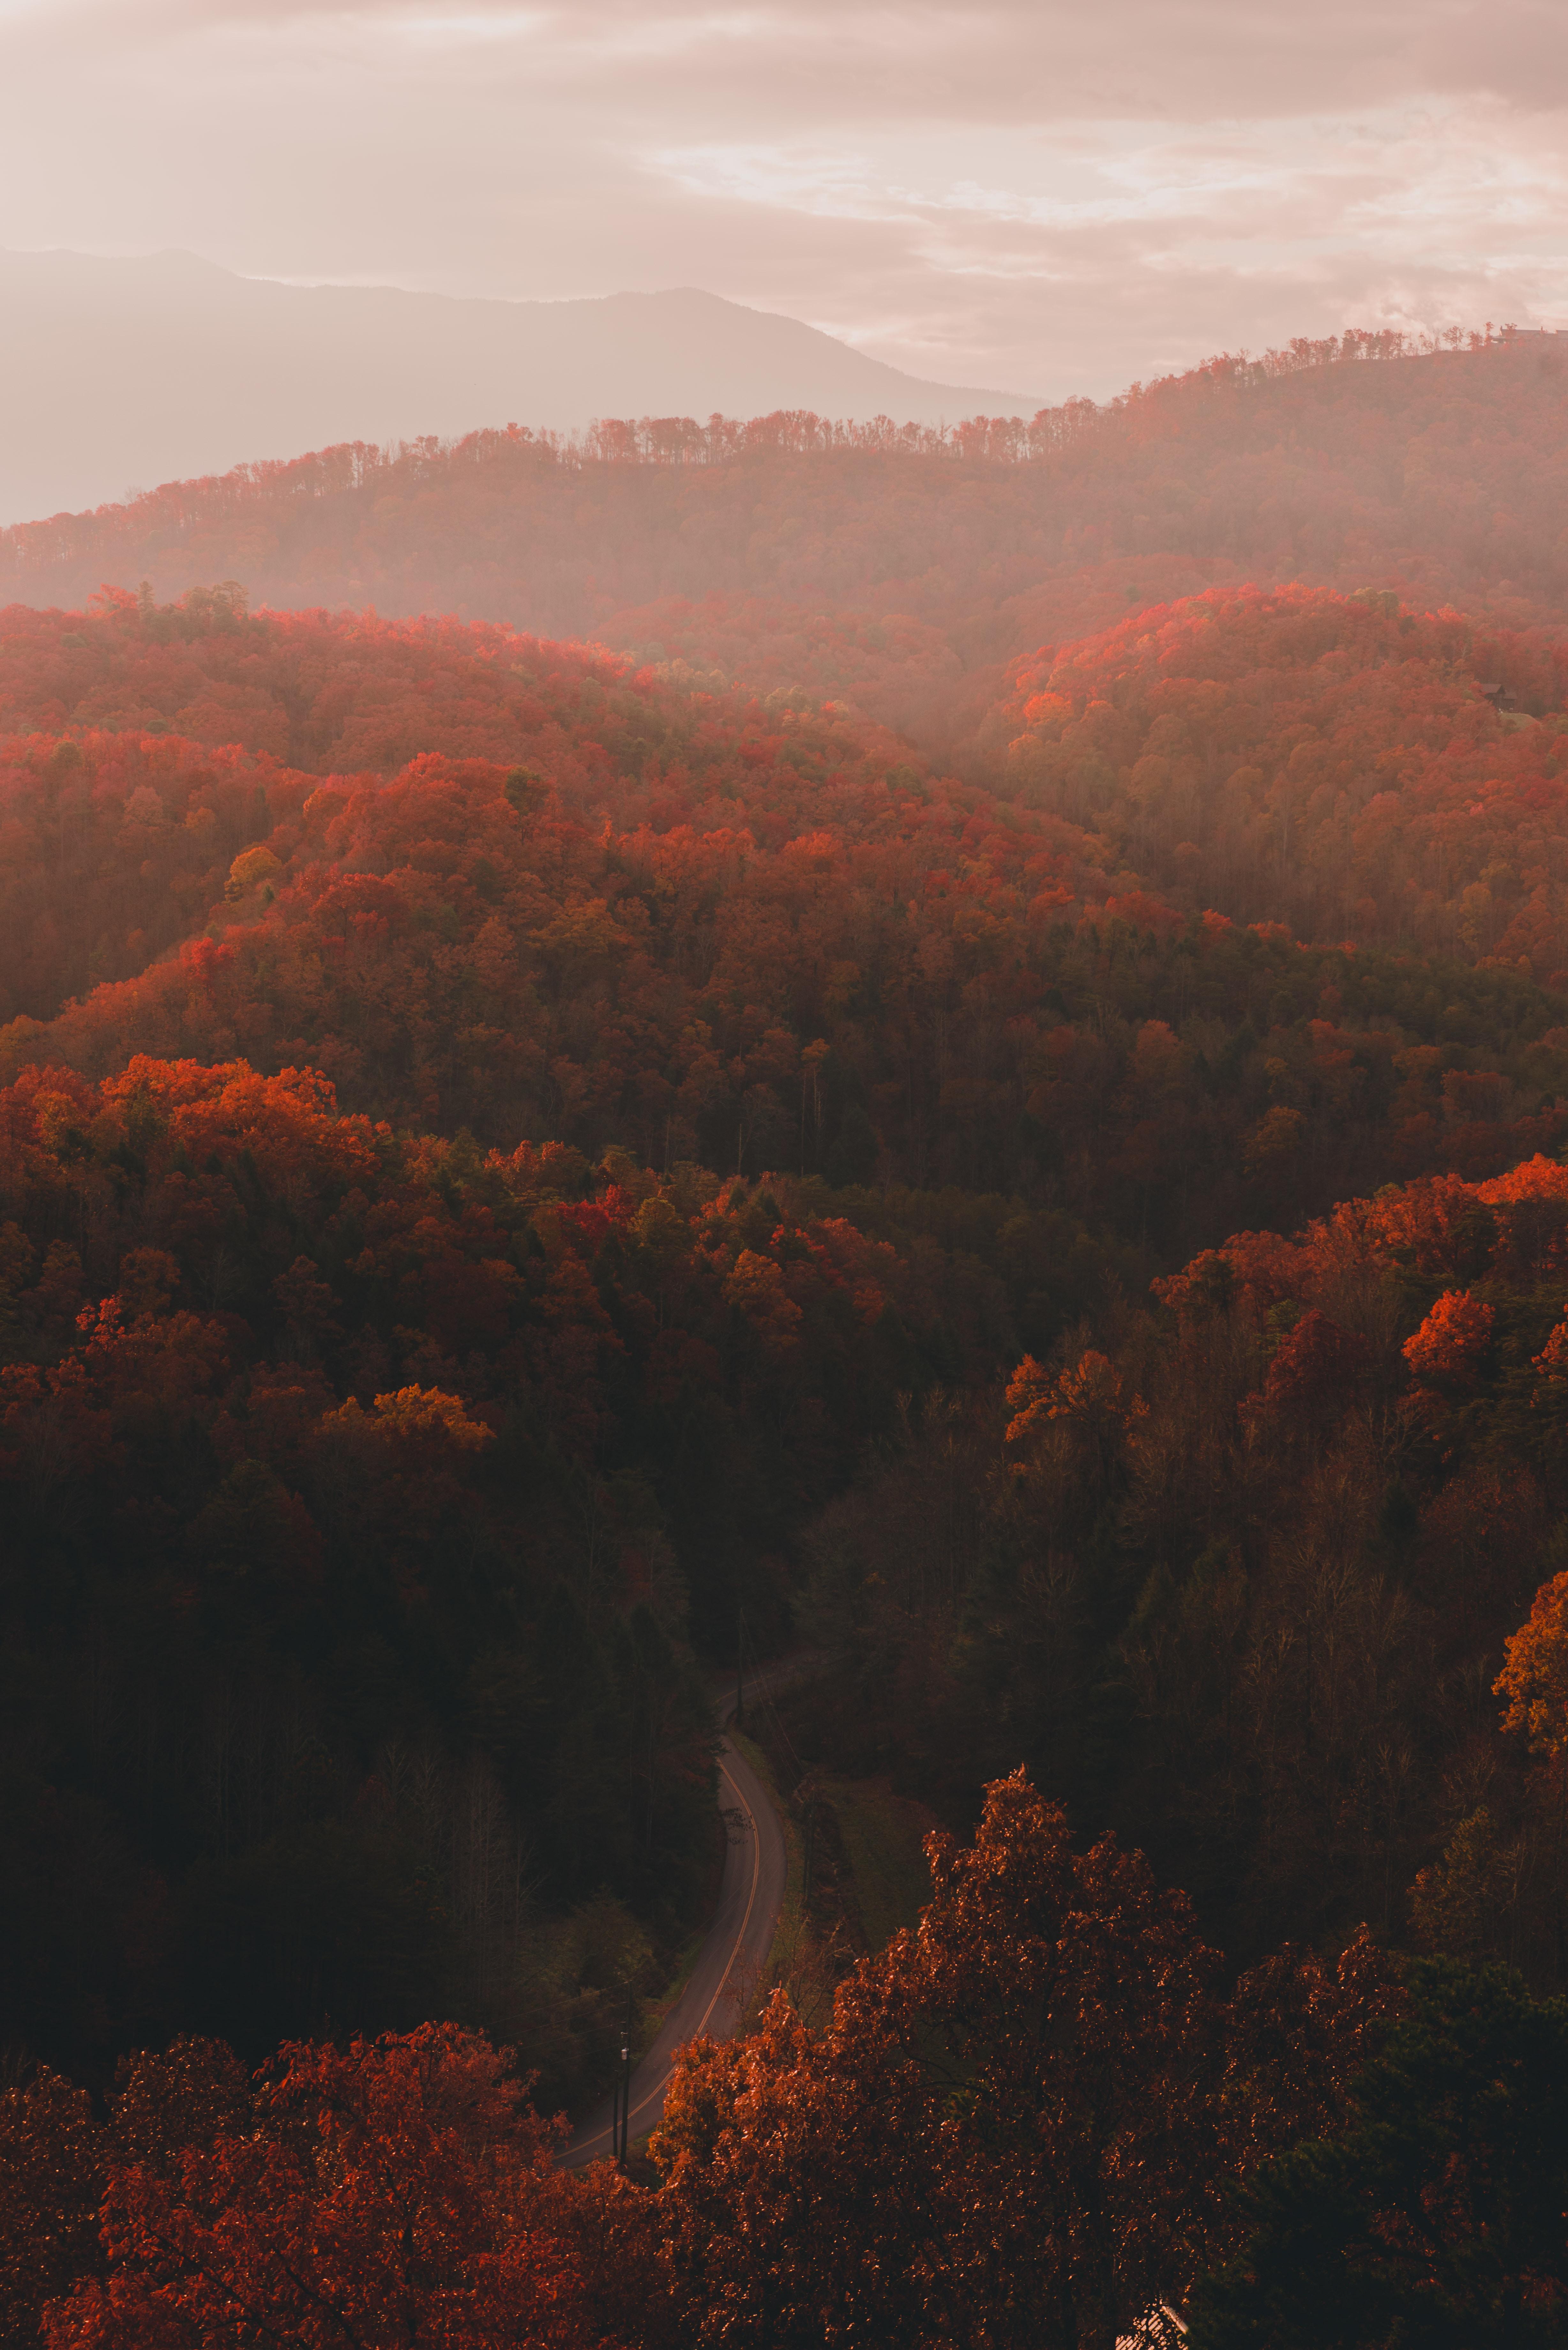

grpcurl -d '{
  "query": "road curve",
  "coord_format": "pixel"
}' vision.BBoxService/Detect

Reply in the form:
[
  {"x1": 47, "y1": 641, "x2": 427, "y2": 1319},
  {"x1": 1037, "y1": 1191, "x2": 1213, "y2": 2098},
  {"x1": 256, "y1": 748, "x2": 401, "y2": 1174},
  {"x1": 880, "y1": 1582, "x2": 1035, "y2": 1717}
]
[{"x1": 560, "y1": 1672, "x2": 791, "y2": 2168}]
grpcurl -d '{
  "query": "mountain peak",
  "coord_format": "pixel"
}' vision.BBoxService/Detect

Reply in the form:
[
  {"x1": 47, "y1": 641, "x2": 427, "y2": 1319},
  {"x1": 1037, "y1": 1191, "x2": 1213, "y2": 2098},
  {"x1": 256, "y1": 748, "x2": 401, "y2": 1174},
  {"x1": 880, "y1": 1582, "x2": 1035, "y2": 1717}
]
[{"x1": 0, "y1": 252, "x2": 1041, "y2": 524}]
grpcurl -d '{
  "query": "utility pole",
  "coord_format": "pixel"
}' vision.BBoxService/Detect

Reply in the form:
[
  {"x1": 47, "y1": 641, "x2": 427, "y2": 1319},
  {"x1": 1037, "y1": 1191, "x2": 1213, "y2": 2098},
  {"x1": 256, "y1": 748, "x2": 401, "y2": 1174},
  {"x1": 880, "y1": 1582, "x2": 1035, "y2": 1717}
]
[
  {"x1": 616, "y1": 1981, "x2": 635, "y2": 2165},
  {"x1": 1304, "y1": 1619, "x2": 1314, "y2": 1762},
  {"x1": 803, "y1": 1794, "x2": 814, "y2": 1913},
  {"x1": 735, "y1": 1604, "x2": 745, "y2": 1727}
]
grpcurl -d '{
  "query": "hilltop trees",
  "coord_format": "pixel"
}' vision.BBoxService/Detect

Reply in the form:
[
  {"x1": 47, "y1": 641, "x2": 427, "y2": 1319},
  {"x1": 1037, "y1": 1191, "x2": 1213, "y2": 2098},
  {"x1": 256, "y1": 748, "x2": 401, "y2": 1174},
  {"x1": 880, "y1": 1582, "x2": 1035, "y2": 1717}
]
[
  {"x1": 989, "y1": 585, "x2": 1568, "y2": 968},
  {"x1": 6, "y1": 593, "x2": 1568, "y2": 1271},
  {"x1": 4, "y1": 329, "x2": 1567, "y2": 689}
]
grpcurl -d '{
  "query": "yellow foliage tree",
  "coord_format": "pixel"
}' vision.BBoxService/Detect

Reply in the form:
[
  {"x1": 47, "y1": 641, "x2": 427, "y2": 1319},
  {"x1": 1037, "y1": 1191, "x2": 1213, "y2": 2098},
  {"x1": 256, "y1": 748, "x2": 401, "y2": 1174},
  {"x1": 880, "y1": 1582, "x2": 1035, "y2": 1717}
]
[
  {"x1": 224, "y1": 845, "x2": 283, "y2": 902},
  {"x1": 321, "y1": 1385, "x2": 495, "y2": 1455},
  {"x1": 1495, "y1": 1569, "x2": 1568, "y2": 1758}
]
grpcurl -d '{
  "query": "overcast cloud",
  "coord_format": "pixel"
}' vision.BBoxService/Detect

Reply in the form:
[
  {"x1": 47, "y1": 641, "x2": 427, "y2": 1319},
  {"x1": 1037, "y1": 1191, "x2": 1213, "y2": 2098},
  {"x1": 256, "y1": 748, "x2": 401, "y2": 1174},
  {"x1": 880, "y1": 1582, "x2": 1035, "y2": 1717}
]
[{"x1": 2, "y1": 0, "x2": 1565, "y2": 398}]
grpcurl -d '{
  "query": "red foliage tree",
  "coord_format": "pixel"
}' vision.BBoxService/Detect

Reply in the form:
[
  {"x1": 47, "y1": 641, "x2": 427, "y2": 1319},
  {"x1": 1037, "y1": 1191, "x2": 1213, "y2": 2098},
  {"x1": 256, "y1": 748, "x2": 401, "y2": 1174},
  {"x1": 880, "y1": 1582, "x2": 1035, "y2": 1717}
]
[{"x1": 44, "y1": 2025, "x2": 606, "y2": 2350}]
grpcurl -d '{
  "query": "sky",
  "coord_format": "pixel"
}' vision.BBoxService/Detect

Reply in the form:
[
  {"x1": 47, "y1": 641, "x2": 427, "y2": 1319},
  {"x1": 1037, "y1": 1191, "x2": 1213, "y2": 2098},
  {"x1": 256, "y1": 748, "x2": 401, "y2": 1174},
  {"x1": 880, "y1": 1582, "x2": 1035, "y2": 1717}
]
[{"x1": 2, "y1": 0, "x2": 1566, "y2": 401}]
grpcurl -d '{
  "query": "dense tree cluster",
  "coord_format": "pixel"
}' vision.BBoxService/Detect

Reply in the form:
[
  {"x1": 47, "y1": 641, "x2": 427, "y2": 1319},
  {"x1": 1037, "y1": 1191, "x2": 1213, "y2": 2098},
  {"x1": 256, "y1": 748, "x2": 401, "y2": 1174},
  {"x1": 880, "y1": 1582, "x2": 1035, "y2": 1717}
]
[
  {"x1": 991, "y1": 585, "x2": 1568, "y2": 971},
  {"x1": 0, "y1": 2025, "x2": 623, "y2": 2348},
  {"x1": 7, "y1": 1790, "x2": 1564, "y2": 2349},
  {"x1": 7, "y1": 337, "x2": 1568, "y2": 2342},
  {"x1": 4, "y1": 594, "x2": 1568, "y2": 1271},
  {"x1": 651, "y1": 1771, "x2": 1397, "y2": 2349},
  {"x1": 0, "y1": 1783, "x2": 1405, "y2": 2350},
  {"x1": 3, "y1": 330, "x2": 1566, "y2": 725},
  {"x1": 1, "y1": 1043, "x2": 1082, "y2": 2095},
  {"x1": 778, "y1": 1145, "x2": 1568, "y2": 1981}
]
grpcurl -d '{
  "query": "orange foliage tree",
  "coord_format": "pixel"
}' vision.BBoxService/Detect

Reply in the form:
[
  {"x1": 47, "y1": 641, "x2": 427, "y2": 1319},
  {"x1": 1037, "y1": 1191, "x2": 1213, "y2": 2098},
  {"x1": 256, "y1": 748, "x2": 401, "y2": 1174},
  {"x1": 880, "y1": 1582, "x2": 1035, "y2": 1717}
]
[
  {"x1": 1403, "y1": 1289, "x2": 1496, "y2": 1386},
  {"x1": 652, "y1": 1771, "x2": 1392, "y2": 2350},
  {"x1": 1495, "y1": 1572, "x2": 1568, "y2": 1760}
]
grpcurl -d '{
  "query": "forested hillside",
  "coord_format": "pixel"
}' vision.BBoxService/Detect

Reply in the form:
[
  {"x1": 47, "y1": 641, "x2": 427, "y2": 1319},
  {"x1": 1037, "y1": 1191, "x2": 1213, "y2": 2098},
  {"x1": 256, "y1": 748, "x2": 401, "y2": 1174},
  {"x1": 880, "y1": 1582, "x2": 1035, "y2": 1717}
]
[
  {"x1": 4, "y1": 328, "x2": 1566, "y2": 750},
  {"x1": 988, "y1": 584, "x2": 1568, "y2": 966},
  {"x1": 10, "y1": 333, "x2": 1568, "y2": 2348}
]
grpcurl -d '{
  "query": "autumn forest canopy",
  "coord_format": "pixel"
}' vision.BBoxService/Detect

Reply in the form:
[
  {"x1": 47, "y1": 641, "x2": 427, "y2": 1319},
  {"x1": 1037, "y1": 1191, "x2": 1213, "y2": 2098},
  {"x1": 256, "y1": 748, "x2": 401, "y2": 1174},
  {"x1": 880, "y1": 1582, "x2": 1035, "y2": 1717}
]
[{"x1": 10, "y1": 327, "x2": 1568, "y2": 2346}]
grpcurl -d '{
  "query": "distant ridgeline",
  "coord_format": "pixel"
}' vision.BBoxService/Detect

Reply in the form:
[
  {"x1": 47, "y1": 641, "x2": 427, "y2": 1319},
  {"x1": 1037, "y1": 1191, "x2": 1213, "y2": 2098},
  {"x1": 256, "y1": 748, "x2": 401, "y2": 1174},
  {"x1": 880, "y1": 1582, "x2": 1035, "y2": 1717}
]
[{"x1": 4, "y1": 325, "x2": 1564, "y2": 649}]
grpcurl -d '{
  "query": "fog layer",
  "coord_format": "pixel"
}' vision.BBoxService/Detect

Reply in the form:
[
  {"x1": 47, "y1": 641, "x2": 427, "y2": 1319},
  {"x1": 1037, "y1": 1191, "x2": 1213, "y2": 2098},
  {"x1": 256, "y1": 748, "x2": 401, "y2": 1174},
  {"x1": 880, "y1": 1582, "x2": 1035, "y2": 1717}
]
[{"x1": 1, "y1": 253, "x2": 1037, "y2": 526}]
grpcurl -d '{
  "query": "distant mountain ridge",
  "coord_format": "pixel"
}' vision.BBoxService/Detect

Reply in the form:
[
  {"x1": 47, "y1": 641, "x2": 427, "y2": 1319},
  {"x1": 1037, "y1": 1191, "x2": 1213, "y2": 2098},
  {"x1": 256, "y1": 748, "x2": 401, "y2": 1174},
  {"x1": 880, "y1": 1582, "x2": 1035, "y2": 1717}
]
[
  {"x1": 5, "y1": 330, "x2": 1564, "y2": 759},
  {"x1": 0, "y1": 249, "x2": 1041, "y2": 525}
]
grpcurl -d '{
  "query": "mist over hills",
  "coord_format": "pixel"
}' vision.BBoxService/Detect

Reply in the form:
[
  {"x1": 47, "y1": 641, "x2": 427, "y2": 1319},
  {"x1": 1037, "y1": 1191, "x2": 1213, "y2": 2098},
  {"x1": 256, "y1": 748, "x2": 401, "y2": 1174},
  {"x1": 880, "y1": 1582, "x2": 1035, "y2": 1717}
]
[
  {"x1": 0, "y1": 249, "x2": 1040, "y2": 526},
  {"x1": 5, "y1": 329, "x2": 1564, "y2": 756}
]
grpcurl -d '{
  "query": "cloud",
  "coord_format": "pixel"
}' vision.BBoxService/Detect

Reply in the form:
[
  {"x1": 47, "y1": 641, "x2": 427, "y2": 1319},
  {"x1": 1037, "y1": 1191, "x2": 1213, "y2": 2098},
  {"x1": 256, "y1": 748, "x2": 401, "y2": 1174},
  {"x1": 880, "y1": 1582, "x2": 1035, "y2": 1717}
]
[{"x1": 1, "y1": 0, "x2": 1564, "y2": 400}]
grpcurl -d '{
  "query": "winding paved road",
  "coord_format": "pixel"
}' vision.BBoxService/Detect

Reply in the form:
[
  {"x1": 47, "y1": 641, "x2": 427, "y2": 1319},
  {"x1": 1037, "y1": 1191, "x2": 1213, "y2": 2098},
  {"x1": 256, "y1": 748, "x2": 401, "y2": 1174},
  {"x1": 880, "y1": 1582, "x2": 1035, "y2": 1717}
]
[{"x1": 561, "y1": 1671, "x2": 792, "y2": 2167}]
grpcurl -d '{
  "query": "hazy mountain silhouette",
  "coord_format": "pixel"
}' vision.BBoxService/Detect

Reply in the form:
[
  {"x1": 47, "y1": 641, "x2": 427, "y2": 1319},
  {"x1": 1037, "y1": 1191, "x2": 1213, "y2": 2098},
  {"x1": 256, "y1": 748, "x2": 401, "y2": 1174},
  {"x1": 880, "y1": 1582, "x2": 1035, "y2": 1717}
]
[{"x1": 0, "y1": 248, "x2": 1041, "y2": 525}]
